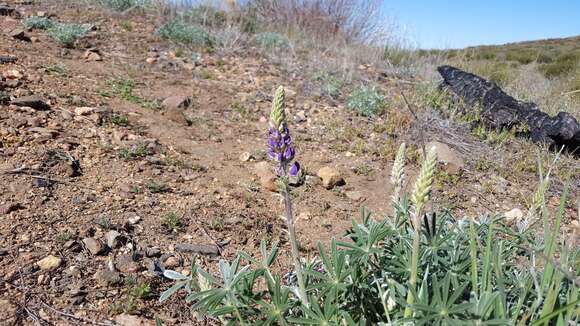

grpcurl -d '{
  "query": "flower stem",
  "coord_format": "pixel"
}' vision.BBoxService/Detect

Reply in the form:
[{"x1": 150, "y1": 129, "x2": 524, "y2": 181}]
[
  {"x1": 282, "y1": 183, "x2": 309, "y2": 308},
  {"x1": 404, "y1": 220, "x2": 421, "y2": 318}
]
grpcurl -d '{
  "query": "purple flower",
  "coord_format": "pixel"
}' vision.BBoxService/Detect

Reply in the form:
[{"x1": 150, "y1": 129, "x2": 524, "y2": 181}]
[{"x1": 289, "y1": 162, "x2": 300, "y2": 177}]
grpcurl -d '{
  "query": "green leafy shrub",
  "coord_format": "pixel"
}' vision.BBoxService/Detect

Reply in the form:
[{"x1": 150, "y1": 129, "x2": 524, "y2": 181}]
[
  {"x1": 347, "y1": 85, "x2": 386, "y2": 117},
  {"x1": 23, "y1": 16, "x2": 54, "y2": 30},
  {"x1": 47, "y1": 23, "x2": 90, "y2": 47},
  {"x1": 540, "y1": 53, "x2": 579, "y2": 78},
  {"x1": 254, "y1": 32, "x2": 290, "y2": 49},
  {"x1": 156, "y1": 20, "x2": 211, "y2": 46},
  {"x1": 97, "y1": 0, "x2": 150, "y2": 11},
  {"x1": 160, "y1": 143, "x2": 579, "y2": 324}
]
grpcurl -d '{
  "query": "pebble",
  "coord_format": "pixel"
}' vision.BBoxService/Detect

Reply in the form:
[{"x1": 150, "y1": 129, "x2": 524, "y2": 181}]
[
  {"x1": 82, "y1": 237, "x2": 105, "y2": 255},
  {"x1": 504, "y1": 208, "x2": 524, "y2": 225},
  {"x1": 128, "y1": 216, "x2": 141, "y2": 225},
  {"x1": 163, "y1": 256, "x2": 180, "y2": 268},
  {"x1": 346, "y1": 190, "x2": 364, "y2": 201},
  {"x1": 115, "y1": 254, "x2": 141, "y2": 273},
  {"x1": 175, "y1": 243, "x2": 219, "y2": 257},
  {"x1": 239, "y1": 151, "x2": 252, "y2": 162},
  {"x1": 104, "y1": 230, "x2": 121, "y2": 248},
  {"x1": 317, "y1": 166, "x2": 345, "y2": 189},
  {"x1": 94, "y1": 269, "x2": 122, "y2": 286},
  {"x1": 36, "y1": 255, "x2": 62, "y2": 270}
]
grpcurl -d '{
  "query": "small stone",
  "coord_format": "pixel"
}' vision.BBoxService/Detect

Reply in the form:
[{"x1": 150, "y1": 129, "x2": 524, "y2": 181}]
[
  {"x1": 425, "y1": 141, "x2": 465, "y2": 174},
  {"x1": 10, "y1": 28, "x2": 31, "y2": 42},
  {"x1": 346, "y1": 190, "x2": 364, "y2": 201},
  {"x1": 114, "y1": 314, "x2": 156, "y2": 326},
  {"x1": 94, "y1": 269, "x2": 122, "y2": 286},
  {"x1": 3, "y1": 69, "x2": 23, "y2": 80},
  {"x1": 163, "y1": 256, "x2": 180, "y2": 268},
  {"x1": 317, "y1": 166, "x2": 345, "y2": 189},
  {"x1": 162, "y1": 96, "x2": 192, "y2": 110},
  {"x1": 11, "y1": 95, "x2": 48, "y2": 110},
  {"x1": 128, "y1": 216, "x2": 141, "y2": 225},
  {"x1": 175, "y1": 243, "x2": 219, "y2": 257},
  {"x1": 295, "y1": 110, "x2": 307, "y2": 122},
  {"x1": 504, "y1": 208, "x2": 524, "y2": 225},
  {"x1": 145, "y1": 247, "x2": 161, "y2": 257},
  {"x1": 239, "y1": 151, "x2": 252, "y2": 162},
  {"x1": 146, "y1": 57, "x2": 157, "y2": 64},
  {"x1": 82, "y1": 237, "x2": 105, "y2": 255},
  {"x1": 115, "y1": 254, "x2": 141, "y2": 273},
  {"x1": 104, "y1": 230, "x2": 121, "y2": 248},
  {"x1": 36, "y1": 255, "x2": 62, "y2": 270},
  {"x1": 74, "y1": 106, "x2": 95, "y2": 115},
  {"x1": 83, "y1": 49, "x2": 102, "y2": 61}
]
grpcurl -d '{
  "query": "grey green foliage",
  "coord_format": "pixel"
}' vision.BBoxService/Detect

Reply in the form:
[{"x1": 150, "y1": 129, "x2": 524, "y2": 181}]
[
  {"x1": 160, "y1": 197, "x2": 578, "y2": 324},
  {"x1": 97, "y1": 0, "x2": 150, "y2": 11},
  {"x1": 23, "y1": 16, "x2": 54, "y2": 30},
  {"x1": 347, "y1": 85, "x2": 386, "y2": 117},
  {"x1": 254, "y1": 32, "x2": 290, "y2": 49},
  {"x1": 156, "y1": 20, "x2": 211, "y2": 47},
  {"x1": 47, "y1": 23, "x2": 90, "y2": 47}
]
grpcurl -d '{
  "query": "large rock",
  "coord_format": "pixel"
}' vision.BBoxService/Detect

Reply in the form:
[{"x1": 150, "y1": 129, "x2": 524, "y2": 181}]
[
  {"x1": 317, "y1": 166, "x2": 345, "y2": 189},
  {"x1": 425, "y1": 141, "x2": 464, "y2": 174}
]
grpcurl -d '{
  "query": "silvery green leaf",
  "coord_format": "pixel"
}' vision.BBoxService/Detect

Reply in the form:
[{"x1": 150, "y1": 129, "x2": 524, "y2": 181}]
[
  {"x1": 163, "y1": 269, "x2": 188, "y2": 281},
  {"x1": 159, "y1": 282, "x2": 185, "y2": 302}
]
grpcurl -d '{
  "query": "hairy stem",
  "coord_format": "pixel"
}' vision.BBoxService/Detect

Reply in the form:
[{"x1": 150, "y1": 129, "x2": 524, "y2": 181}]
[
  {"x1": 282, "y1": 183, "x2": 309, "y2": 308},
  {"x1": 404, "y1": 215, "x2": 422, "y2": 318}
]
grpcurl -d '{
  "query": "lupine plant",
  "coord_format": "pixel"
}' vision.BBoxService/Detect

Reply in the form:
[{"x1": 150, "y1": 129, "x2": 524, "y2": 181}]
[{"x1": 160, "y1": 87, "x2": 579, "y2": 325}]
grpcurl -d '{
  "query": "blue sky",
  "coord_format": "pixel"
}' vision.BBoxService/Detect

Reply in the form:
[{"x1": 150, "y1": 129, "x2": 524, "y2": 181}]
[{"x1": 383, "y1": 1, "x2": 580, "y2": 49}]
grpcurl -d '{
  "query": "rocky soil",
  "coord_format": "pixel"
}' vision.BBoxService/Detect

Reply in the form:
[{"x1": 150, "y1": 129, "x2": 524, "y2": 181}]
[{"x1": 0, "y1": 1, "x2": 577, "y2": 325}]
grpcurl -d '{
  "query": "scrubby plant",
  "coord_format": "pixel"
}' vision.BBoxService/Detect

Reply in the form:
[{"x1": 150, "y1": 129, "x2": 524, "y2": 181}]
[
  {"x1": 47, "y1": 22, "x2": 90, "y2": 47},
  {"x1": 312, "y1": 71, "x2": 346, "y2": 99},
  {"x1": 156, "y1": 20, "x2": 211, "y2": 47},
  {"x1": 347, "y1": 85, "x2": 386, "y2": 117},
  {"x1": 163, "y1": 212, "x2": 182, "y2": 232},
  {"x1": 159, "y1": 90, "x2": 579, "y2": 324},
  {"x1": 254, "y1": 32, "x2": 290, "y2": 50},
  {"x1": 23, "y1": 16, "x2": 54, "y2": 30},
  {"x1": 540, "y1": 53, "x2": 579, "y2": 78},
  {"x1": 96, "y1": 0, "x2": 150, "y2": 11}
]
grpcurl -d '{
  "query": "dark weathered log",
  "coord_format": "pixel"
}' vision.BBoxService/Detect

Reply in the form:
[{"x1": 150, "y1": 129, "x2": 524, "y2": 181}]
[{"x1": 438, "y1": 65, "x2": 580, "y2": 154}]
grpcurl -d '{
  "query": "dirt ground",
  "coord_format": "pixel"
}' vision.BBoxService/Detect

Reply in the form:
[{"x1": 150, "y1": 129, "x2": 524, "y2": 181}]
[{"x1": 0, "y1": 1, "x2": 577, "y2": 325}]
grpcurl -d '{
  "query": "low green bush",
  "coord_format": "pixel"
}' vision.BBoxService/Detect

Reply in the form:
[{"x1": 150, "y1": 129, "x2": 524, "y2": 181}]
[
  {"x1": 23, "y1": 16, "x2": 54, "y2": 30},
  {"x1": 347, "y1": 85, "x2": 386, "y2": 117},
  {"x1": 540, "y1": 53, "x2": 579, "y2": 78},
  {"x1": 47, "y1": 23, "x2": 90, "y2": 47},
  {"x1": 156, "y1": 20, "x2": 211, "y2": 47},
  {"x1": 96, "y1": 0, "x2": 150, "y2": 11},
  {"x1": 254, "y1": 32, "x2": 290, "y2": 50}
]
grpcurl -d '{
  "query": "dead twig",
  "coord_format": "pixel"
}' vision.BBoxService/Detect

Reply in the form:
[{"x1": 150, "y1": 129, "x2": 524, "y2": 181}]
[{"x1": 401, "y1": 91, "x2": 426, "y2": 158}]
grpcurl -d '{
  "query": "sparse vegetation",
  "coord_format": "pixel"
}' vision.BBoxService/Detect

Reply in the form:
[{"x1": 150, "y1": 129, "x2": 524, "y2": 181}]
[
  {"x1": 96, "y1": 0, "x2": 150, "y2": 11},
  {"x1": 254, "y1": 32, "x2": 290, "y2": 50},
  {"x1": 156, "y1": 20, "x2": 212, "y2": 46},
  {"x1": 146, "y1": 180, "x2": 169, "y2": 194},
  {"x1": 347, "y1": 85, "x2": 386, "y2": 117},
  {"x1": 118, "y1": 144, "x2": 148, "y2": 160},
  {"x1": 23, "y1": 16, "x2": 54, "y2": 30},
  {"x1": 162, "y1": 212, "x2": 182, "y2": 232},
  {"x1": 47, "y1": 22, "x2": 90, "y2": 47}
]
